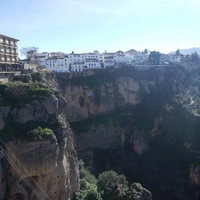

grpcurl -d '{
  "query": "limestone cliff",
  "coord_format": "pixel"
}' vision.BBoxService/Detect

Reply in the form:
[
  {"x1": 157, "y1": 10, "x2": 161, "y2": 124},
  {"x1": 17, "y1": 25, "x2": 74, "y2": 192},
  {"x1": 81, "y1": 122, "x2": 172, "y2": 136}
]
[
  {"x1": 0, "y1": 72, "x2": 79, "y2": 200},
  {"x1": 57, "y1": 66, "x2": 200, "y2": 200},
  {"x1": 57, "y1": 68, "x2": 155, "y2": 122}
]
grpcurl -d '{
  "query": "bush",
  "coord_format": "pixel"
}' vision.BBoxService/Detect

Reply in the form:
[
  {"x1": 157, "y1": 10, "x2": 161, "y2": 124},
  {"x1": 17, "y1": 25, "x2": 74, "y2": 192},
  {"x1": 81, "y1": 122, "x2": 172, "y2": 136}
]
[
  {"x1": 0, "y1": 82, "x2": 52, "y2": 108},
  {"x1": 97, "y1": 170, "x2": 128, "y2": 200},
  {"x1": 26, "y1": 126, "x2": 56, "y2": 142}
]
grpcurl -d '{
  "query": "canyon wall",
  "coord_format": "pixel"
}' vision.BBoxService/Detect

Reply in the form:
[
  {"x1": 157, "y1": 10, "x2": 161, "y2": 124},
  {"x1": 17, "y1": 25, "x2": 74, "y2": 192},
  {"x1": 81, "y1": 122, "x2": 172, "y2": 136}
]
[
  {"x1": 57, "y1": 66, "x2": 200, "y2": 200},
  {"x1": 0, "y1": 73, "x2": 79, "y2": 200}
]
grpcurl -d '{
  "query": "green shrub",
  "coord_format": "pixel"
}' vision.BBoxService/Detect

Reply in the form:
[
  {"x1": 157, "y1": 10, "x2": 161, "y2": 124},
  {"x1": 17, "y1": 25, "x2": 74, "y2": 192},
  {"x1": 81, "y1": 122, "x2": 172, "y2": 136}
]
[
  {"x1": 0, "y1": 82, "x2": 52, "y2": 107},
  {"x1": 97, "y1": 170, "x2": 128, "y2": 200},
  {"x1": 26, "y1": 126, "x2": 56, "y2": 142}
]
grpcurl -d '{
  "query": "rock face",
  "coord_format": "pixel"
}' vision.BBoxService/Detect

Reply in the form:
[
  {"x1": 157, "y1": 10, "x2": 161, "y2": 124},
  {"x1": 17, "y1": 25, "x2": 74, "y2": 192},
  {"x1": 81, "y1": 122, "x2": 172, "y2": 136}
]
[
  {"x1": 0, "y1": 77, "x2": 79, "y2": 200},
  {"x1": 57, "y1": 67, "x2": 200, "y2": 200},
  {"x1": 59, "y1": 75, "x2": 147, "y2": 122},
  {"x1": 4, "y1": 141, "x2": 66, "y2": 200},
  {"x1": 74, "y1": 123, "x2": 124, "y2": 151},
  {"x1": 62, "y1": 76, "x2": 144, "y2": 122},
  {"x1": 1, "y1": 121, "x2": 79, "y2": 200},
  {"x1": 0, "y1": 106, "x2": 11, "y2": 130},
  {"x1": 131, "y1": 130, "x2": 149, "y2": 156}
]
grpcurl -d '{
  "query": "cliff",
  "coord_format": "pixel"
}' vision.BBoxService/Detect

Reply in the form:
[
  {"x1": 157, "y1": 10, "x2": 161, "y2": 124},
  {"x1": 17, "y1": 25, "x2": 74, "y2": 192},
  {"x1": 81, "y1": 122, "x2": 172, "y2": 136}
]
[
  {"x1": 57, "y1": 67, "x2": 156, "y2": 122},
  {"x1": 0, "y1": 72, "x2": 79, "y2": 200},
  {"x1": 57, "y1": 66, "x2": 200, "y2": 200}
]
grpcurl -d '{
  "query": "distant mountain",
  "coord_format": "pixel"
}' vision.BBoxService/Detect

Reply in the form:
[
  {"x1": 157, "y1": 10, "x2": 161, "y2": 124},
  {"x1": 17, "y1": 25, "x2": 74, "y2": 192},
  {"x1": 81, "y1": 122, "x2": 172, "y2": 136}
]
[{"x1": 169, "y1": 47, "x2": 200, "y2": 55}]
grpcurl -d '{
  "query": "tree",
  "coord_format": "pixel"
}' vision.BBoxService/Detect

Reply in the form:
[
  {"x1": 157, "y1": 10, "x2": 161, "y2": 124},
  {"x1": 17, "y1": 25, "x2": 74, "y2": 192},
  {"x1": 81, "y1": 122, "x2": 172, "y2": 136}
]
[
  {"x1": 191, "y1": 51, "x2": 199, "y2": 62},
  {"x1": 97, "y1": 170, "x2": 128, "y2": 200},
  {"x1": 126, "y1": 183, "x2": 152, "y2": 200},
  {"x1": 143, "y1": 49, "x2": 149, "y2": 54},
  {"x1": 175, "y1": 49, "x2": 180, "y2": 56},
  {"x1": 148, "y1": 51, "x2": 161, "y2": 65},
  {"x1": 20, "y1": 47, "x2": 38, "y2": 60}
]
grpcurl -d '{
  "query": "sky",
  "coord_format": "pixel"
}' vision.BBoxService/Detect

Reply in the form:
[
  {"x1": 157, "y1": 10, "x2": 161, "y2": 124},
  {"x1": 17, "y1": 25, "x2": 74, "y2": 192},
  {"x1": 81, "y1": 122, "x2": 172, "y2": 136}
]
[{"x1": 1, "y1": 0, "x2": 200, "y2": 57}]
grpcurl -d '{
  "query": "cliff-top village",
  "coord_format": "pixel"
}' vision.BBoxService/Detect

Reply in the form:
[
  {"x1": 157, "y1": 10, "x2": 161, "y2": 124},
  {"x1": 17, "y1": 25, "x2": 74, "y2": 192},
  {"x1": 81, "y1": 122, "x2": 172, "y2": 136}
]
[{"x1": 0, "y1": 33, "x2": 184, "y2": 76}]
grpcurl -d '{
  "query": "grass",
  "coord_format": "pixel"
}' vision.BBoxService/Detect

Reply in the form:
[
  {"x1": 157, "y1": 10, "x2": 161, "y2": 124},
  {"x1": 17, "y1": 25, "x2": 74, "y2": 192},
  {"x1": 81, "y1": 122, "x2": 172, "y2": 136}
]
[{"x1": 0, "y1": 82, "x2": 53, "y2": 108}]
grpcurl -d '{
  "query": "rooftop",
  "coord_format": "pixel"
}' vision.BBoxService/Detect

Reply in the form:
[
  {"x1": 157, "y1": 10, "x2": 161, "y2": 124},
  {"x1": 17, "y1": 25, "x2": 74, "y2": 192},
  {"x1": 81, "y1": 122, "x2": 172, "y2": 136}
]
[{"x1": 0, "y1": 34, "x2": 19, "y2": 41}]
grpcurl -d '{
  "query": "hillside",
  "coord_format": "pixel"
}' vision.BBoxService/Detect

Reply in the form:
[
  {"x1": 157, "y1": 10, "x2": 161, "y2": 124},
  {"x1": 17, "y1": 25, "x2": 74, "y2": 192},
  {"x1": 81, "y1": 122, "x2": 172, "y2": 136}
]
[{"x1": 169, "y1": 47, "x2": 200, "y2": 55}]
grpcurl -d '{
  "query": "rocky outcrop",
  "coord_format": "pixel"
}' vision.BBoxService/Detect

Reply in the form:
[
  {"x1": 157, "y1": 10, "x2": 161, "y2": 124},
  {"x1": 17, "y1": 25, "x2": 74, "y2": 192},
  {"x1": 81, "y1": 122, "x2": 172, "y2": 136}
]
[
  {"x1": 0, "y1": 105, "x2": 10, "y2": 130},
  {"x1": 4, "y1": 140, "x2": 67, "y2": 200},
  {"x1": 131, "y1": 131, "x2": 149, "y2": 156},
  {"x1": 190, "y1": 165, "x2": 200, "y2": 185},
  {"x1": 0, "y1": 151, "x2": 6, "y2": 200},
  {"x1": 0, "y1": 76, "x2": 79, "y2": 200},
  {"x1": 74, "y1": 123, "x2": 125, "y2": 151},
  {"x1": 62, "y1": 77, "x2": 153, "y2": 122}
]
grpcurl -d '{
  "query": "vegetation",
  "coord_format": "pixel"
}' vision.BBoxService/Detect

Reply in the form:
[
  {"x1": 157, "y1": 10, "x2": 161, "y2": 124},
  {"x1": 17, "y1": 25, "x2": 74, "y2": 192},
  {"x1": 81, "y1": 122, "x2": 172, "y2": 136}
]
[
  {"x1": 74, "y1": 161, "x2": 152, "y2": 200},
  {"x1": 191, "y1": 51, "x2": 199, "y2": 62},
  {"x1": 148, "y1": 51, "x2": 161, "y2": 65},
  {"x1": 20, "y1": 46, "x2": 38, "y2": 61},
  {"x1": 97, "y1": 170, "x2": 128, "y2": 200},
  {"x1": 26, "y1": 126, "x2": 56, "y2": 142},
  {"x1": 0, "y1": 82, "x2": 53, "y2": 108},
  {"x1": 0, "y1": 117, "x2": 57, "y2": 142},
  {"x1": 175, "y1": 49, "x2": 180, "y2": 56},
  {"x1": 74, "y1": 160, "x2": 101, "y2": 200},
  {"x1": 70, "y1": 112, "x2": 131, "y2": 134}
]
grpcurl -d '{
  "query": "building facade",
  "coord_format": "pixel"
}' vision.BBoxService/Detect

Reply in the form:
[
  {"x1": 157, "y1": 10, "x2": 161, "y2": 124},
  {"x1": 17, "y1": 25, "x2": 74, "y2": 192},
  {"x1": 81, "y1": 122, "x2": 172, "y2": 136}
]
[
  {"x1": 160, "y1": 54, "x2": 181, "y2": 64},
  {"x1": 0, "y1": 34, "x2": 19, "y2": 70},
  {"x1": 84, "y1": 52, "x2": 101, "y2": 69},
  {"x1": 103, "y1": 53, "x2": 116, "y2": 67},
  {"x1": 34, "y1": 52, "x2": 48, "y2": 67},
  {"x1": 46, "y1": 56, "x2": 70, "y2": 72}
]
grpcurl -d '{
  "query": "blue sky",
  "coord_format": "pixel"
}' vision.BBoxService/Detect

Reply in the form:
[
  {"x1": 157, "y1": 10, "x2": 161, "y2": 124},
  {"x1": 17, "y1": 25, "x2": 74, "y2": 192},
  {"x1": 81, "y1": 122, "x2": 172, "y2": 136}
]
[{"x1": 1, "y1": 0, "x2": 200, "y2": 57}]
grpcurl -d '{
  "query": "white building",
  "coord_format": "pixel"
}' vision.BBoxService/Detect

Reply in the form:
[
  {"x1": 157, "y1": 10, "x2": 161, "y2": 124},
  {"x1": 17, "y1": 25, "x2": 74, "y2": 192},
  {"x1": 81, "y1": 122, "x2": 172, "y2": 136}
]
[
  {"x1": 160, "y1": 54, "x2": 181, "y2": 64},
  {"x1": 103, "y1": 52, "x2": 116, "y2": 67},
  {"x1": 124, "y1": 49, "x2": 147, "y2": 64},
  {"x1": 68, "y1": 52, "x2": 85, "y2": 72},
  {"x1": 169, "y1": 54, "x2": 181, "y2": 63},
  {"x1": 45, "y1": 56, "x2": 70, "y2": 72},
  {"x1": 34, "y1": 52, "x2": 48, "y2": 67},
  {"x1": 84, "y1": 52, "x2": 101, "y2": 69},
  {"x1": 115, "y1": 50, "x2": 126, "y2": 64},
  {"x1": 134, "y1": 53, "x2": 148, "y2": 64}
]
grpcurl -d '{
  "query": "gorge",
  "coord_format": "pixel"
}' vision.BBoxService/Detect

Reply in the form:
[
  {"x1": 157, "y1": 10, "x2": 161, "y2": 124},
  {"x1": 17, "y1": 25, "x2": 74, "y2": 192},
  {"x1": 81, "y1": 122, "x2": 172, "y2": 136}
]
[{"x1": 0, "y1": 65, "x2": 200, "y2": 199}]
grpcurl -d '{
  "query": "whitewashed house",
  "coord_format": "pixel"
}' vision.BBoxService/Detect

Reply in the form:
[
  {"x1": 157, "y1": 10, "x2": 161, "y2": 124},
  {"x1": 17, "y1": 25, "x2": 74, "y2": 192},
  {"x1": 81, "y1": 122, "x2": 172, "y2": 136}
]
[
  {"x1": 103, "y1": 52, "x2": 116, "y2": 67},
  {"x1": 34, "y1": 52, "x2": 48, "y2": 67},
  {"x1": 84, "y1": 52, "x2": 101, "y2": 69},
  {"x1": 124, "y1": 49, "x2": 138, "y2": 64},
  {"x1": 169, "y1": 54, "x2": 181, "y2": 63},
  {"x1": 45, "y1": 56, "x2": 70, "y2": 72},
  {"x1": 160, "y1": 54, "x2": 181, "y2": 64},
  {"x1": 68, "y1": 52, "x2": 85, "y2": 72},
  {"x1": 115, "y1": 50, "x2": 126, "y2": 64},
  {"x1": 124, "y1": 49, "x2": 148, "y2": 64},
  {"x1": 134, "y1": 53, "x2": 148, "y2": 64}
]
